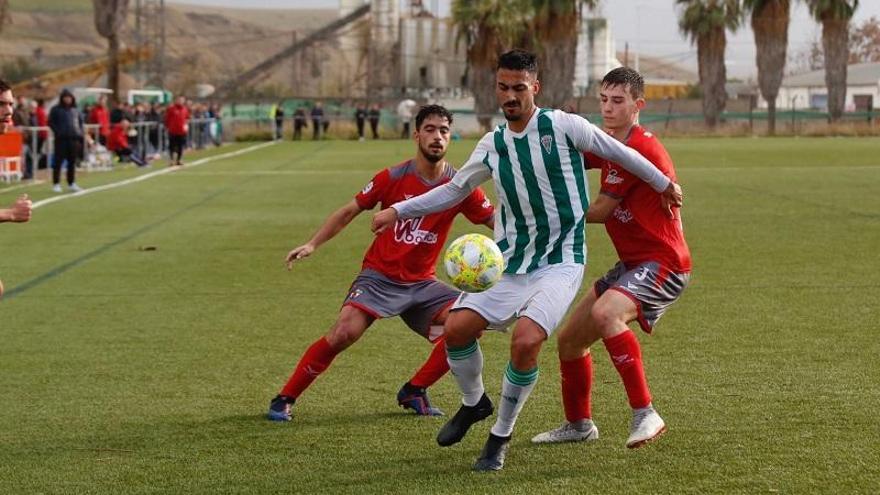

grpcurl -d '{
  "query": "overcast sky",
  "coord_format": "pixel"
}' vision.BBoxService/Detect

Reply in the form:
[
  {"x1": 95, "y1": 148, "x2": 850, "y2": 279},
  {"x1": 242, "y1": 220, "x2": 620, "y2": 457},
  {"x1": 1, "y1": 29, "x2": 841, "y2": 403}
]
[{"x1": 170, "y1": 0, "x2": 880, "y2": 80}]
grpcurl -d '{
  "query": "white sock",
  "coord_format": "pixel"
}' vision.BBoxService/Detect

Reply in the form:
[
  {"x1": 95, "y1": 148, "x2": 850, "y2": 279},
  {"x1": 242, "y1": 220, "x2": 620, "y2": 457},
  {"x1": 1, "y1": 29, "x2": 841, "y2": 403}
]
[
  {"x1": 446, "y1": 340, "x2": 484, "y2": 407},
  {"x1": 490, "y1": 362, "x2": 538, "y2": 438}
]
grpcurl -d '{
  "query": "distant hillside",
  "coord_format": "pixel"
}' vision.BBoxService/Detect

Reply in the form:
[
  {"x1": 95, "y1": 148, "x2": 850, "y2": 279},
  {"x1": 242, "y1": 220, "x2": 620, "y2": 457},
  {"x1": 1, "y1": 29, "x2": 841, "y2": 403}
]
[{"x1": 0, "y1": 1, "x2": 340, "y2": 96}]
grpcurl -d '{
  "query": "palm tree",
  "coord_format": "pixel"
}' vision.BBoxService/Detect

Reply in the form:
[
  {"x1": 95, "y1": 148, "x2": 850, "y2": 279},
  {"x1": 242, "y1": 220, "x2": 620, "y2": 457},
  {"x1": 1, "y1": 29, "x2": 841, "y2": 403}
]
[
  {"x1": 744, "y1": 0, "x2": 790, "y2": 135},
  {"x1": 529, "y1": 0, "x2": 598, "y2": 108},
  {"x1": 93, "y1": 0, "x2": 130, "y2": 101},
  {"x1": 452, "y1": 0, "x2": 529, "y2": 132},
  {"x1": 807, "y1": 0, "x2": 859, "y2": 122},
  {"x1": 677, "y1": 0, "x2": 743, "y2": 128}
]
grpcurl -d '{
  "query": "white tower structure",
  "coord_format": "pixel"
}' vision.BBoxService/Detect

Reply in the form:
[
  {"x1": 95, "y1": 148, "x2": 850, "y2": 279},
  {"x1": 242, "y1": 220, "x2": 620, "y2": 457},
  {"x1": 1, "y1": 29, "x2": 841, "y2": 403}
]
[
  {"x1": 574, "y1": 17, "x2": 621, "y2": 96},
  {"x1": 368, "y1": 0, "x2": 400, "y2": 97}
]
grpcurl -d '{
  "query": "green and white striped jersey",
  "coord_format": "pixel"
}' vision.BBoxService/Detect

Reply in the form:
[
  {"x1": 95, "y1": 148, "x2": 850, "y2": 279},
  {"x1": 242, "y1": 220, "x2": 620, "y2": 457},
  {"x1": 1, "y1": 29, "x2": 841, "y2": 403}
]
[{"x1": 393, "y1": 108, "x2": 671, "y2": 275}]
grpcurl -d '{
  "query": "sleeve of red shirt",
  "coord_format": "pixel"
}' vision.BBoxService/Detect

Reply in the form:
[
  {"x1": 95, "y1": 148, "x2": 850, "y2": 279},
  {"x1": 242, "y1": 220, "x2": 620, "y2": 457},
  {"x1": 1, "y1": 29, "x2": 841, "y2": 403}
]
[
  {"x1": 599, "y1": 136, "x2": 674, "y2": 199},
  {"x1": 354, "y1": 169, "x2": 391, "y2": 210},
  {"x1": 459, "y1": 186, "x2": 494, "y2": 224},
  {"x1": 583, "y1": 152, "x2": 601, "y2": 170}
]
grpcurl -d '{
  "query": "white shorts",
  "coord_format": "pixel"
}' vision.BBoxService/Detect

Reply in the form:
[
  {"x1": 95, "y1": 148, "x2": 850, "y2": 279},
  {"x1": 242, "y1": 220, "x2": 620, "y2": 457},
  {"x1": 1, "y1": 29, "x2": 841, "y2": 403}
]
[{"x1": 452, "y1": 263, "x2": 584, "y2": 335}]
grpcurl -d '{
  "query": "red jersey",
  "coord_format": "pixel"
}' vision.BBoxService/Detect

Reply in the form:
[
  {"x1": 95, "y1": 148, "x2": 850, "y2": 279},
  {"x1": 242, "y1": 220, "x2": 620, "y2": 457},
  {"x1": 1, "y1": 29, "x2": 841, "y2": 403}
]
[
  {"x1": 107, "y1": 124, "x2": 128, "y2": 152},
  {"x1": 585, "y1": 125, "x2": 691, "y2": 272},
  {"x1": 164, "y1": 104, "x2": 190, "y2": 136},
  {"x1": 356, "y1": 160, "x2": 494, "y2": 282},
  {"x1": 35, "y1": 106, "x2": 48, "y2": 139},
  {"x1": 88, "y1": 105, "x2": 110, "y2": 136}
]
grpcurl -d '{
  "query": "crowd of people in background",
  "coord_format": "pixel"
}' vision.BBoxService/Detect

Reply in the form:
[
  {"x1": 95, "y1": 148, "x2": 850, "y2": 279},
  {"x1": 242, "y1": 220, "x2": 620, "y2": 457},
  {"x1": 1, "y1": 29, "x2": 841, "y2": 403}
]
[
  {"x1": 7, "y1": 91, "x2": 223, "y2": 191},
  {"x1": 272, "y1": 99, "x2": 411, "y2": 142}
]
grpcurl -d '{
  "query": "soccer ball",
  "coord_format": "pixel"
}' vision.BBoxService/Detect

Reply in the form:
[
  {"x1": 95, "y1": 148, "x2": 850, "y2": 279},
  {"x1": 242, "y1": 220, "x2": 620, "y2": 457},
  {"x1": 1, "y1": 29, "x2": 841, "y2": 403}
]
[{"x1": 443, "y1": 233, "x2": 504, "y2": 293}]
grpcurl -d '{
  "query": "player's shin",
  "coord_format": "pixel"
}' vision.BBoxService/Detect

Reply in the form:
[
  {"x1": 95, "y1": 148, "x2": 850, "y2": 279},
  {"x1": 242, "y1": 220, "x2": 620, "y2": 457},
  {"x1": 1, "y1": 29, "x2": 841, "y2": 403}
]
[
  {"x1": 445, "y1": 340, "x2": 485, "y2": 406},
  {"x1": 603, "y1": 330, "x2": 652, "y2": 409},
  {"x1": 409, "y1": 336, "x2": 450, "y2": 388},
  {"x1": 490, "y1": 362, "x2": 539, "y2": 438},
  {"x1": 560, "y1": 353, "x2": 593, "y2": 422},
  {"x1": 279, "y1": 337, "x2": 340, "y2": 399}
]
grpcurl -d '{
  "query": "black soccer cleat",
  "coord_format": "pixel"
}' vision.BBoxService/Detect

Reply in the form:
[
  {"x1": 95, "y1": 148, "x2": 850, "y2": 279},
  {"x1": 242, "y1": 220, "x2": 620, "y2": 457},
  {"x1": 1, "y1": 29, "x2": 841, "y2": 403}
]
[
  {"x1": 473, "y1": 433, "x2": 511, "y2": 472},
  {"x1": 397, "y1": 382, "x2": 445, "y2": 416},
  {"x1": 436, "y1": 393, "x2": 494, "y2": 447},
  {"x1": 267, "y1": 394, "x2": 295, "y2": 422}
]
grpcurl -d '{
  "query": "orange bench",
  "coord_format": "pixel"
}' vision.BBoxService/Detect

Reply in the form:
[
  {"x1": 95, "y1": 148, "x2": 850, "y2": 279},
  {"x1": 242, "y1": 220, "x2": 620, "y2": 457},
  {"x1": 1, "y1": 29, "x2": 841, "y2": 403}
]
[{"x1": 0, "y1": 130, "x2": 23, "y2": 181}]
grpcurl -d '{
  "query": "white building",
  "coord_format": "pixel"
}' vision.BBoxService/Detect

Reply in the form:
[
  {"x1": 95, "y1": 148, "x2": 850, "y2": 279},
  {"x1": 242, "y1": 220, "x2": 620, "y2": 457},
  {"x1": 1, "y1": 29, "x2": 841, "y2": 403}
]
[{"x1": 763, "y1": 62, "x2": 880, "y2": 111}]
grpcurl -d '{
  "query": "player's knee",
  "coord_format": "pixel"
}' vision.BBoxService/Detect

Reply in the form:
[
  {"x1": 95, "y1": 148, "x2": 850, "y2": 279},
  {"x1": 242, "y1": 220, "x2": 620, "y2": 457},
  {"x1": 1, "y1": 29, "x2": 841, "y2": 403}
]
[
  {"x1": 510, "y1": 330, "x2": 545, "y2": 362},
  {"x1": 443, "y1": 312, "x2": 479, "y2": 346},
  {"x1": 326, "y1": 322, "x2": 362, "y2": 350},
  {"x1": 590, "y1": 300, "x2": 625, "y2": 334}
]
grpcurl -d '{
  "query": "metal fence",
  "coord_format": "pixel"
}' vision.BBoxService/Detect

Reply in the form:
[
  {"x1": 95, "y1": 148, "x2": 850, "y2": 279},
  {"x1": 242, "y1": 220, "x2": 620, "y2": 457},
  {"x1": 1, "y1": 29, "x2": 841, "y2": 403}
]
[{"x1": 4, "y1": 118, "x2": 221, "y2": 182}]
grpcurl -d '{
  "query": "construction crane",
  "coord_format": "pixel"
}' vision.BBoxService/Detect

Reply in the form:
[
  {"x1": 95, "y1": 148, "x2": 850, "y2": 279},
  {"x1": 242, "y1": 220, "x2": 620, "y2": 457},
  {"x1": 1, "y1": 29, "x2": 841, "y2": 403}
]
[
  {"x1": 12, "y1": 46, "x2": 153, "y2": 95},
  {"x1": 220, "y1": 3, "x2": 371, "y2": 95}
]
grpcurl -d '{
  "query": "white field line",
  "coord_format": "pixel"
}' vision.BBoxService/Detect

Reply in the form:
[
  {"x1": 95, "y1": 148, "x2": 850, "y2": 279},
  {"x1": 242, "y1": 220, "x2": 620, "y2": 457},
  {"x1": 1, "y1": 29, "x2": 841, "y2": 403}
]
[
  {"x1": 31, "y1": 142, "x2": 276, "y2": 210},
  {"x1": 0, "y1": 179, "x2": 45, "y2": 192}
]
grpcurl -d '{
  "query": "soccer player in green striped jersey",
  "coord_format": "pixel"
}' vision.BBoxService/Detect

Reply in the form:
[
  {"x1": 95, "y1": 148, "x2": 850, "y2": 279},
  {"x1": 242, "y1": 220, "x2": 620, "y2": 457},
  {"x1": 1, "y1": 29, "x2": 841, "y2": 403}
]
[{"x1": 372, "y1": 50, "x2": 682, "y2": 471}]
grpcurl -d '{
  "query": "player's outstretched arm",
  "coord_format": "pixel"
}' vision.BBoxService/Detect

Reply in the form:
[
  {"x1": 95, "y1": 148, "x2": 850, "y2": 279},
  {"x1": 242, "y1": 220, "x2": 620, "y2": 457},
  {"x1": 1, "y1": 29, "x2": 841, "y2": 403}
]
[
  {"x1": 286, "y1": 199, "x2": 363, "y2": 270},
  {"x1": 586, "y1": 193, "x2": 621, "y2": 223},
  {"x1": 0, "y1": 194, "x2": 32, "y2": 223}
]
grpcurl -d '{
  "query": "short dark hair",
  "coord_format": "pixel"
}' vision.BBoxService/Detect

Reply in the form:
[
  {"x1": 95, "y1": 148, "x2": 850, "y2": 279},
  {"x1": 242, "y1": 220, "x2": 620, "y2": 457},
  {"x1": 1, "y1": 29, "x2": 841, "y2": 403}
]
[
  {"x1": 0, "y1": 79, "x2": 10, "y2": 93},
  {"x1": 415, "y1": 104, "x2": 453, "y2": 129},
  {"x1": 497, "y1": 49, "x2": 538, "y2": 75},
  {"x1": 602, "y1": 67, "x2": 645, "y2": 100}
]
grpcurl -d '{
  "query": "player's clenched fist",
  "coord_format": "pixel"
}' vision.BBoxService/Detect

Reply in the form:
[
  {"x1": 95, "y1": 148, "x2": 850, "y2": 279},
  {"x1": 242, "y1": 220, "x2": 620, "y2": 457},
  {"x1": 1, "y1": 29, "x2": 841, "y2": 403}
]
[{"x1": 1, "y1": 194, "x2": 32, "y2": 223}]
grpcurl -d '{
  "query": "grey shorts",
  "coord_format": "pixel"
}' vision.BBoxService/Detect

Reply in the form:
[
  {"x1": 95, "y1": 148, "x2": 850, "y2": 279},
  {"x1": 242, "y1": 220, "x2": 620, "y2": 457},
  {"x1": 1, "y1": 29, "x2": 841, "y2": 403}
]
[
  {"x1": 594, "y1": 261, "x2": 689, "y2": 334},
  {"x1": 342, "y1": 269, "x2": 459, "y2": 341}
]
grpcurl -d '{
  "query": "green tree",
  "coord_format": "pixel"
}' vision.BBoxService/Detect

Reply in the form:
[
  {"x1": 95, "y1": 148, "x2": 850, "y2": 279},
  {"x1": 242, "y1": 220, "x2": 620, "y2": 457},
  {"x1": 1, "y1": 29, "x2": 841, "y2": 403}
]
[
  {"x1": 452, "y1": 0, "x2": 597, "y2": 131},
  {"x1": 745, "y1": 0, "x2": 790, "y2": 135},
  {"x1": 677, "y1": 0, "x2": 743, "y2": 128},
  {"x1": 807, "y1": 0, "x2": 859, "y2": 122},
  {"x1": 849, "y1": 16, "x2": 880, "y2": 62},
  {"x1": 528, "y1": 0, "x2": 598, "y2": 108},
  {"x1": 93, "y1": 0, "x2": 130, "y2": 101},
  {"x1": 452, "y1": 0, "x2": 528, "y2": 131}
]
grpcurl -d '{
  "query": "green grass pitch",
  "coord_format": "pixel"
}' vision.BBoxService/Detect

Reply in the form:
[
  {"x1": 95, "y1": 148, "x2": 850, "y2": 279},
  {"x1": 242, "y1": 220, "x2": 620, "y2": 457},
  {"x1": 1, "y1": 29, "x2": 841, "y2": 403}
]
[{"x1": 1, "y1": 137, "x2": 878, "y2": 493}]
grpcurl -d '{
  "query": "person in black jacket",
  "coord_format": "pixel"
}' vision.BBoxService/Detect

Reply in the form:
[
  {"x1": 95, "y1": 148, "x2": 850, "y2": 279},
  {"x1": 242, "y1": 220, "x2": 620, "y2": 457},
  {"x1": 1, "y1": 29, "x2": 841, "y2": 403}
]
[
  {"x1": 48, "y1": 89, "x2": 85, "y2": 193},
  {"x1": 354, "y1": 102, "x2": 366, "y2": 141},
  {"x1": 368, "y1": 103, "x2": 381, "y2": 139}
]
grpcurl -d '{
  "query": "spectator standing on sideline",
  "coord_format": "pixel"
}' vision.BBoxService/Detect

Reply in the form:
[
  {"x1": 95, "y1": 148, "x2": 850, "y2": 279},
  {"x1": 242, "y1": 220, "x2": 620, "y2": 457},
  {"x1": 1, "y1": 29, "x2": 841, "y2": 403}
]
[
  {"x1": 12, "y1": 97, "x2": 32, "y2": 180},
  {"x1": 368, "y1": 103, "x2": 381, "y2": 139},
  {"x1": 274, "y1": 103, "x2": 285, "y2": 140},
  {"x1": 397, "y1": 98, "x2": 417, "y2": 138},
  {"x1": 165, "y1": 95, "x2": 189, "y2": 166},
  {"x1": 33, "y1": 98, "x2": 49, "y2": 172},
  {"x1": 293, "y1": 107, "x2": 307, "y2": 141},
  {"x1": 48, "y1": 89, "x2": 85, "y2": 193},
  {"x1": 146, "y1": 103, "x2": 162, "y2": 160},
  {"x1": 354, "y1": 102, "x2": 367, "y2": 141},
  {"x1": 12, "y1": 95, "x2": 30, "y2": 128},
  {"x1": 311, "y1": 101, "x2": 325, "y2": 140},
  {"x1": 88, "y1": 95, "x2": 111, "y2": 145}
]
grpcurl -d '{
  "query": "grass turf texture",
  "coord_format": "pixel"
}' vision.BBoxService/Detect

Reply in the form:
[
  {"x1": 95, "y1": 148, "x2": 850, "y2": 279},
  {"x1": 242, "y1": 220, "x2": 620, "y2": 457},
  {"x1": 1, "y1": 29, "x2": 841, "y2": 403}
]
[{"x1": 1, "y1": 137, "x2": 878, "y2": 493}]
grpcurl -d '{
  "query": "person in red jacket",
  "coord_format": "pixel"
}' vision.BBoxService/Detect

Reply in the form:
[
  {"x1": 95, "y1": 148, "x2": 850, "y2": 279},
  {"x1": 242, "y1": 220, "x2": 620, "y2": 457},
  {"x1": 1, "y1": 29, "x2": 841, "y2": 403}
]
[
  {"x1": 108, "y1": 119, "x2": 148, "y2": 167},
  {"x1": 164, "y1": 95, "x2": 189, "y2": 166},
  {"x1": 88, "y1": 95, "x2": 111, "y2": 146}
]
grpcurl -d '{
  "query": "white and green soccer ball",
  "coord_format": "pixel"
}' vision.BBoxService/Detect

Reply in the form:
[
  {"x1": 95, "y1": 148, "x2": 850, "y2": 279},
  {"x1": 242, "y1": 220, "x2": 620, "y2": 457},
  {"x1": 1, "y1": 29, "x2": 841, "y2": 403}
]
[{"x1": 443, "y1": 233, "x2": 504, "y2": 293}]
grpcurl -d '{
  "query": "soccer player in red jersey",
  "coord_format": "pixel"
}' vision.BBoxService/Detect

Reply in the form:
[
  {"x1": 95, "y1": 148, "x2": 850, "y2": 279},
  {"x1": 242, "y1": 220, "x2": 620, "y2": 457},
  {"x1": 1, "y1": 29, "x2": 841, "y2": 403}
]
[
  {"x1": 268, "y1": 105, "x2": 495, "y2": 422},
  {"x1": 0, "y1": 79, "x2": 33, "y2": 298},
  {"x1": 531, "y1": 67, "x2": 690, "y2": 448}
]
